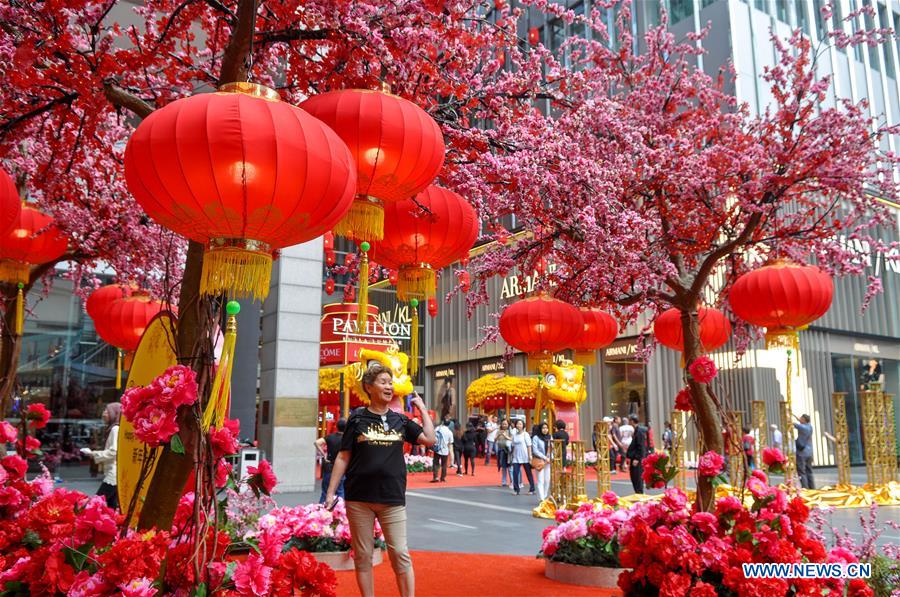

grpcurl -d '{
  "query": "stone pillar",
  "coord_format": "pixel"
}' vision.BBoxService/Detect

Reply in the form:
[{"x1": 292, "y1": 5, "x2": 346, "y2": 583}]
[
  {"x1": 258, "y1": 239, "x2": 324, "y2": 492},
  {"x1": 230, "y1": 298, "x2": 261, "y2": 442}
]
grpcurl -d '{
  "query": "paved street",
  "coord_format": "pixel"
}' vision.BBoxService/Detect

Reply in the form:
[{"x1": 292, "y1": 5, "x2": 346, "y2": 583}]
[{"x1": 54, "y1": 462, "x2": 899, "y2": 556}]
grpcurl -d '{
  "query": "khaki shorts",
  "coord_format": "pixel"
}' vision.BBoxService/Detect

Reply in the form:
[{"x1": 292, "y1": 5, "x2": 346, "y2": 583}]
[{"x1": 345, "y1": 501, "x2": 412, "y2": 574}]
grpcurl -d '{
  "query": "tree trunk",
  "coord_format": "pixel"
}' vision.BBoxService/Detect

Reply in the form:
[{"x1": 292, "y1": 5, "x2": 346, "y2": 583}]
[
  {"x1": 0, "y1": 288, "x2": 21, "y2": 418},
  {"x1": 137, "y1": 240, "x2": 212, "y2": 530},
  {"x1": 680, "y1": 308, "x2": 722, "y2": 512}
]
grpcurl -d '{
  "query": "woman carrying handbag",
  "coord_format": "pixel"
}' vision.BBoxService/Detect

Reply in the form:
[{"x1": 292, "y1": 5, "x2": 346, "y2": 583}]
[
  {"x1": 510, "y1": 419, "x2": 535, "y2": 495},
  {"x1": 531, "y1": 422, "x2": 552, "y2": 502},
  {"x1": 495, "y1": 419, "x2": 513, "y2": 487}
]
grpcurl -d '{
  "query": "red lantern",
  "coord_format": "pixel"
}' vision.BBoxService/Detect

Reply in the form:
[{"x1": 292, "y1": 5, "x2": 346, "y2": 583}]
[
  {"x1": 729, "y1": 259, "x2": 833, "y2": 349},
  {"x1": 653, "y1": 307, "x2": 732, "y2": 353},
  {"x1": 325, "y1": 249, "x2": 336, "y2": 268},
  {"x1": 459, "y1": 270, "x2": 471, "y2": 293},
  {"x1": 572, "y1": 308, "x2": 618, "y2": 365},
  {"x1": 370, "y1": 185, "x2": 477, "y2": 301},
  {"x1": 427, "y1": 297, "x2": 438, "y2": 318},
  {"x1": 388, "y1": 269, "x2": 399, "y2": 286},
  {"x1": 86, "y1": 284, "x2": 134, "y2": 340},
  {"x1": 300, "y1": 89, "x2": 445, "y2": 243},
  {"x1": 0, "y1": 167, "x2": 20, "y2": 237},
  {"x1": 96, "y1": 293, "x2": 166, "y2": 352},
  {"x1": 0, "y1": 205, "x2": 68, "y2": 285},
  {"x1": 499, "y1": 295, "x2": 582, "y2": 370},
  {"x1": 324, "y1": 278, "x2": 335, "y2": 295},
  {"x1": 528, "y1": 27, "x2": 540, "y2": 45},
  {"x1": 323, "y1": 231, "x2": 334, "y2": 251},
  {"x1": 125, "y1": 82, "x2": 356, "y2": 301}
]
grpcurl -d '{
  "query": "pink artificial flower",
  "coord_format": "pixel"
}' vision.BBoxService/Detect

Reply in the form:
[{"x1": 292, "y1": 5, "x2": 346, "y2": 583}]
[
  {"x1": 122, "y1": 384, "x2": 155, "y2": 423},
  {"x1": 0, "y1": 421, "x2": 18, "y2": 442},
  {"x1": 26, "y1": 403, "x2": 51, "y2": 429},
  {"x1": 247, "y1": 460, "x2": 277, "y2": 496},
  {"x1": 601, "y1": 491, "x2": 619, "y2": 507},
  {"x1": 233, "y1": 553, "x2": 272, "y2": 596},
  {"x1": 68, "y1": 570, "x2": 112, "y2": 597},
  {"x1": 209, "y1": 422, "x2": 240, "y2": 458},
  {"x1": 687, "y1": 355, "x2": 718, "y2": 384},
  {"x1": 119, "y1": 577, "x2": 157, "y2": 597},
  {"x1": 697, "y1": 451, "x2": 724, "y2": 478},
  {"x1": 751, "y1": 469, "x2": 769, "y2": 483},
  {"x1": 661, "y1": 488, "x2": 688, "y2": 511},
  {"x1": 132, "y1": 406, "x2": 179, "y2": 447},
  {"x1": 674, "y1": 387, "x2": 693, "y2": 412},
  {"x1": 715, "y1": 496, "x2": 743, "y2": 517},
  {"x1": 75, "y1": 495, "x2": 119, "y2": 547},
  {"x1": 554, "y1": 509, "x2": 572, "y2": 523},
  {"x1": 215, "y1": 459, "x2": 233, "y2": 489},
  {"x1": 0, "y1": 465, "x2": 7, "y2": 485},
  {"x1": 590, "y1": 518, "x2": 615, "y2": 540},
  {"x1": 762, "y1": 447, "x2": 787, "y2": 474},
  {"x1": 691, "y1": 511, "x2": 718, "y2": 536},
  {"x1": 747, "y1": 477, "x2": 770, "y2": 500},
  {"x1": 827, "y1": 546, "x2": 859, "y2": 565},
  {"x1": 0, "y1": 486, "x2": 26, "y2": 508},
  {"x1": 559, "y1": 518, "x2": 588, "y2": 542},
  {"x1": 154, "y1": 365, "x2": 199, "y2": 408}
]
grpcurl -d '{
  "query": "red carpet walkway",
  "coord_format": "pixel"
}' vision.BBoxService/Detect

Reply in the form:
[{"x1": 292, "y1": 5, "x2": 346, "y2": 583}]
[
  {"x1": 333, "y1": 550, "x2": 622, "y2": 596},
  {"x1": 405, "y1": 464, "x2": 627, "y2": 490}
]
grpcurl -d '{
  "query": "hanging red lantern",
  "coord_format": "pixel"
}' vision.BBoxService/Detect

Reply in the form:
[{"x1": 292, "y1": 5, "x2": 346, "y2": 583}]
[
  {"x1": 729, "y1": 259, "x2": 833, "y2": 350},
  {"x1": 653, "y1": 307, "x2": 732, "y2": 353},
  {"x1": 0, "y1": 167, "x2": 20, "y2": 237},
  {"x1": 96, "y1": 293, "x2": 167, "y2": 352},
  {"x1": 528, "y1": 26, "x2": 540, "y2": 45},
  {"x1": 499, "y1": 295, "x2": 581, "y2": 370},
  {"x1": 324, "y1": 278, "x2": 335, "y2": 295},
  {"x1": 323, "y1": 231, "x2": 334, "y2": 251},
  {"x1": 459, "y1": 270, "x2": 471, "y2": 293},
  {"x1": 388, "y1": 269, "x2": 399, "y2": 286},
  {"x1": 325, "y1": 249, "x2": 336, "y2": 268},
  {"x1": 300, "y1": 89, "x2": 445, "y2": 243},
  {"x1": 572, "y1": 308, "x2": 618, "y2": 365},
  {"x1": 370, "y1": 185, "x2": 477, "y2": 301},
  {"x1": 124, "y1": 82, "x2": 356, "y2": 301},
  {"x1": 86, "y1": 284, "x2": 134, "y2": 341},
  {"x1": 427, "y1": 297, "x2": 438, "y2": 318}
]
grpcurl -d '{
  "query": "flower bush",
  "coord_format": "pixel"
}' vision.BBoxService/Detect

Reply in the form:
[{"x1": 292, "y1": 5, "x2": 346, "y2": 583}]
[
  {"x1": 121, "y1": 365, "x2": 198, "y2": 447},
  {"x1": 539, "y1": 502, "x2": 633, "y2": 567},
  {"x1": 762, "y1": 447, "x2": 787, "y2": 475},
  {"x1": 404, "y1": 453, "x2": 433, "y2": 473},
  {"x1": 253, "y1": 500, "x2": 385, "y2": 553},
  {"x1": 641, "y1": 452, "x2": 678, "y2": 489},
  {"x1": 687, "y1": 355, "x2": 718, "y2": 385}
]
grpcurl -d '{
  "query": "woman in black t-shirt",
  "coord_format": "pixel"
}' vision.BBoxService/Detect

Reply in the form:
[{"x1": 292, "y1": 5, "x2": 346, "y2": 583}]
[
  {"x1": 325, "y1": 363, "x2": 435, "y2": 597},
  {"x1": 462, "y1": 423, "x2": 477, "y2": 475}
]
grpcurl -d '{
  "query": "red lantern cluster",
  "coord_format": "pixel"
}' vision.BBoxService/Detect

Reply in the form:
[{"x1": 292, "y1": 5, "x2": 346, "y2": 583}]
[
  {"x1": 654, "y1": 307, "x2": 732, "y2": 353},
  {"x1": 300, "y1": 89, "x2": 445, "y2": 243},
  {"x1": 499, "y1": 295, "x2": 582, "y2": 370},
  {"x1": 371, "y1": 185, "x2": 478, "y2": 301},
  {"x1": 0, "y1": 167, "x2": 20, "y2": 238},
  {"x1": 87, "y1": 287, "x2": 168, "y2": 352},
  {"x1": 0, "y1": 205, "x2": 68, "y2": 285},
  {"x1": 572, "y1": 308, "x2": 618, "y2": 365},
  {"x1": 125, "y1": 82, "x2": 356, "y2": 301},
  {"x1": 729, "y1": 259, "x2": 833, "y2": 349}
]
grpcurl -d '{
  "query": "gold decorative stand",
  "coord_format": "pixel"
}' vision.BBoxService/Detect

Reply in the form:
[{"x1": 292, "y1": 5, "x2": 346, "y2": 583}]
[
  {"x1": 670, "y1": 411, "x2": 686, "y2": 491},
  {"x1": 780, "y1": 400, "x2": 796, "y2": 484},
  {"x1": 727, "y1": 411, "x2": 744, "y2": 486},
  {"x1": 550, "y1": 439, "x2": 587, "y2": 507},
  {"x1": 593, "y1": 422, "x2": 611, "y2": 496},
  {"x1": 883, "y1": 393, "x2": 897, "y2": 483},
  {"x1": 831, "y1": 392, "x2": 852, "y2": 486},
  {"x1": 861, "y1": 385, "x2": 886, "y2": 485},
  {"x1": 751, "y1": 400, "x2": 767, "y2": 470}
]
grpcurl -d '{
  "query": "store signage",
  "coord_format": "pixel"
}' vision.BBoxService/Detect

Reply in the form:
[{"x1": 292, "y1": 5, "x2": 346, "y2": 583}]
[
  {"x1": 500, "y1": 263, "x2": 558, "y2": 299},
  {"x1": 605, "y1": 343, "x2": 637, "y2": 358},
  {"x1": 434, "y1": 367, "x2": 456, "y2": 378},
  {"x1": 480, "y1": 359, "x2": 505, "y2": 373},
  {"x1": 320, "y1": 303, "x2": 406, "y2": 366},
  {"x1": 330, "y1": 317, "x2": 411, "y2": 340}
]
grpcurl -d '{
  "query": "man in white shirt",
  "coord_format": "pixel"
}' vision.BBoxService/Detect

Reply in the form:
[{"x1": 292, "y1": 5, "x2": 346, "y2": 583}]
[
  {"x1": 484, "y1": 415, "x2": 498, "y2": 465},
  {"x1": 430, "y1": 421, "x2": 453, "y2": 483},
  {"x1": 771, "y1": 424, "x2": 783, "y2": 452}
]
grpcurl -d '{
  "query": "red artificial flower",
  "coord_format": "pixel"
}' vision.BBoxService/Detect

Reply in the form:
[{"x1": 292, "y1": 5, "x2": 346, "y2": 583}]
[
  {"x1": 215, "y1": 459, "x2": 233, "y2": 489},
  {"x1": 1, "y1": 455, "x2": 27, "y2": 480},
  {"x1": 131, "y1": 405, "x2": 179, "y2": 447},
  {"x1": 96, "y1": 529, "x2": 170, "y2": 587},
  {"x1": 786, "y1": 496, "x2": 809, "y2": 524},
  {"x1": 697, "y1": 451, "x2": 724, "y2": 478},
  {"x1": 26, "y1": 403, "x2": 51, "y2": 429},
  {"x1": 209, "y1": 423, "x2": 240, "y2": 459},
  {"x1": 691, "y1": 580, "x2": 718, "y2": 597},
  {"x1": 601, "y1": 491, "x2": 619, "y2": 507},
  {"x1": 27, "y1": 491, "x2": 79, "y2": 542},
  {"x1": 659, "y1": 571, "x2": 691, "y2": 597},
  {"x1": 762, "y1": 446, "x2": 786, "y2": 474},
  {"x1": 674, "y1": 387, "x2": 693, "y2": 411},
  {"x1": 247, "y1": 460, "x2": 277, "y2": 497},
  {"x1": 0, "y1": 421, "x2": 17, "y2": 443},
  {"x1": 687, "y1": 355, "x2": 717, "y2": 384},
  {"x1": 233, "y1": 553, "x2": 273, "y2": 596},
  {"x1": 847, "y1": 578, "x2": 875, "y2": 597},
  {"x1": 16, "y1": 435, "x2": 41, "y2": 456}
]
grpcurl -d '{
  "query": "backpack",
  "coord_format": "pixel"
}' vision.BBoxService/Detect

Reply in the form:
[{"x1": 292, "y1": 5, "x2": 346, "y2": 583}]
[{"x1": 434, "y1": 427, "x2": 448, "y2": 453}]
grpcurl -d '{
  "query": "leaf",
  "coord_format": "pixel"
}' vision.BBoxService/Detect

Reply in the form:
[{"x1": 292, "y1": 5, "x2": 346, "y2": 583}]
[
  {"x1": 170, "y1": 434, "x2": 185, "y2": 454},
  {"x1": 63, "y1": 544, "x2": 89, "y2": 570},
  {"x1": 190, "y1": 583, "x2": 207, "y2": 597},
  {"x1": 223, "y1": 561, "x2": 238, "y2": 584}
]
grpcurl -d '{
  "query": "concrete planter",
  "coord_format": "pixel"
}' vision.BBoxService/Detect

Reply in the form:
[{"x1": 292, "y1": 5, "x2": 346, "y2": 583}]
[
  {"x1": 544, "y1": 560, "x2": 625, "y2": 588},
  {"x1": 313, "y1": 548, "x2": 383, "y2": 571}
]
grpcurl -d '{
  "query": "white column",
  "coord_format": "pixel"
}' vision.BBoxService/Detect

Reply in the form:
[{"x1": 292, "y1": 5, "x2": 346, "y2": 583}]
[{"x1": 258, "y1": 238, "x2": 324, "y2": 492}]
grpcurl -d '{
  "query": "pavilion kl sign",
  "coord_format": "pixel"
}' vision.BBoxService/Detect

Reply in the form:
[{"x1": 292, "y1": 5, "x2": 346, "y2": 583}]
[{"x1": 320, "y1": 303, "x2": 411, "y2": 366}]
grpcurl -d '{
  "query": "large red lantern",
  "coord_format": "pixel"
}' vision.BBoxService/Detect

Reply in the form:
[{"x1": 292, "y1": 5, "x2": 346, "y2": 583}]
[
  {"x1": 124, "y1": 83, "x2": 356, "y2": 301},
  {"x1": 86, "y1": 284, "x2": 134, "y2": 341},
  {"x1": 96, "y1": 293, "x2": 167, "y2": 352},
  {"x1": 0, "y1": 205, "x2": 68, "y2": 285},
  {"x1": 729, "y1": 259, "x2": 833, "y2": 349},
  {"x1": 300, "y1": 89, "x2": 445, "y2": 243},
  {"x1": 572, "y1": 308, "x2": 618, "y2": 365},
  {"x1": 0, "y1": 167, "x2": 19, "y2": 237},
  {"x1": 654, "y1": 307, "x2": 732, "y2": 353},
  {"x1": 370, "y1": 185, "x2": 477, "y2": 301},
  {"x1": 499, "y1": 295, "x2": 582, "y2": 370}
]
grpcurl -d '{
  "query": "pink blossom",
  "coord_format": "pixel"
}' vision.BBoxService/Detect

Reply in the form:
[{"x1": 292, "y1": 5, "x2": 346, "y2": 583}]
[
  {"x1": 233, "y1": 553, "x2": 272, "y2": 596},
  {"x1": 751, "y1": 469, "x2": 768, "y2": 483},
  {"x1": 119, "y1": 577, "x2": 157, "y2": 597},
  {"x1": 687, "y1": 356, "x2": 718, "y2": 384},
  {"x1": 68, "y1": 571, "x2": 112, "y2": 597},
  {"x1": 0, "y1": 421, "x2": 18, "y2": 442},
  {"x1": 75, "y1": 495, "x2": 119, "y2": 547},
  {"x1": 747, "y1": 477, "x2": 770, "y2": 500},
  {"x1": 691, "y1": 511, "x2": 718, "y2": 536},
  {"x1": 697, "y1": 451, "x2": 724, "y2": 478},
  {"x1": 131, "y1": 406, "x2": 179, "y2": 447},
  {"x1": 827, "y1": 546, "x2": 859, "y2": 565},
  {"x1": 601, "y1": 491, "x2": 618, "y2": 507}
]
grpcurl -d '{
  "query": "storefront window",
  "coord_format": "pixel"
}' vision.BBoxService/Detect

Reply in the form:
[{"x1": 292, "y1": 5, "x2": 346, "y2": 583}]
[{"x1": 603, "y1": 350, "x2": 646, "y2": 421}]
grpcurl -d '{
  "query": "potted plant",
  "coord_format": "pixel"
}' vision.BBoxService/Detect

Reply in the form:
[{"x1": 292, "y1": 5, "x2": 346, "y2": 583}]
[{"x1": 404, "y1": 453, "x2": 433, "y2": 473}]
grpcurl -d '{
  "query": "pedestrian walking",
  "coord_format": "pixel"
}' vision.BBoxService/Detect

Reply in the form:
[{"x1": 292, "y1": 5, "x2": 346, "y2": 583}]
[
  {"x1": 495, "y1": 418, "x2": 513, "y2": 487},
  {"x1": 325, "y1": 363, "x2": 436, "y2": 597},
  {"x1": 462, "y1": 423, "x2": 477, "y2": 475},
  {"x1": 531, "y1": 422, "x2": 553, "y2": 502},
  {"x1": 453, "y1": 425, "x2": 465, "y2": 476},
  {"x1": 80, "y1": 402, "x2": 122, "y2": 509},
  {"x1": 741, "y1": 426, "x2": 756, "y2": 470},
  {"x1": 662, "y1": 421, "x2": 674, "y2": 455},
  {"x1": 315, "y1": 417, "x2": 346, "y2": 503},
  {"x1": 510, "y1": 419, "x2": 535, "y2": 495},
  {"x1": 771, "y1": 423, "x2": 783, "y2": 452},
  {"x1": 619, "y1": 416, "x2": 634, "y2": 471},
  {"x1": 794, "y1": 414, "x2": 815, "y2": 489},
  {"x1": 552, "y1": 419, "x2": 569, "y2": 468},
  {"x1": 625, "y1": 414, "x2": 648, "y2": 494},
  {"x1": 430, "y1": 420, "x2": 452, "y2": 483},
  {"x1": 485, "y1": 414, "x2": 498, "y2": 465}
]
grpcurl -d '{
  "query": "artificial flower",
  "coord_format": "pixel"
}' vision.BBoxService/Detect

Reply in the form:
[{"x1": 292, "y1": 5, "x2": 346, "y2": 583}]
[
  {"x1": 674, "y1": 387, "x2": 693, "y2": 411},
  {"x1": 25, "y1": 404, "x2": 51, "y2": 429},
  {"x1": 687, "y1": 355, "x2": 717, "y2": 384},
  {"x1": 697, "y1": 451, "x2": 724, "y2": 477}
]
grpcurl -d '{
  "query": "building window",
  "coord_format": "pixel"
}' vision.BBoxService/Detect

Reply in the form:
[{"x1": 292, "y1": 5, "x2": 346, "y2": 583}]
[
  {"x1": 795, "y1": 0, "x2": 810, "y2": 36},
  {"x1": 832, "y1": 0, "x2": 846, "y2": 53},
  {"x1": 668, "y1": 0, "x2": 695, "y2": 24},
  {"x1": 879, "y1": 5, "x2": 895, "y2": 78}
]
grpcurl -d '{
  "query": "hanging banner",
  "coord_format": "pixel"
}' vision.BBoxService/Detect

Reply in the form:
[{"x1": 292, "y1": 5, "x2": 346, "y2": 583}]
[
  {"x1": 554, "y1": 403, "x2": 580, "y2": 442},
  {"x1": 116, "y1": 312, "x2": 177, "y2": 524}
]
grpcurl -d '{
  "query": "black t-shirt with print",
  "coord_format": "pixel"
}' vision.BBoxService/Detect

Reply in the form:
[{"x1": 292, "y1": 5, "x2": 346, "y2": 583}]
[{"x1": 340, "y1": 408, "x2": 424, "y2": 506}]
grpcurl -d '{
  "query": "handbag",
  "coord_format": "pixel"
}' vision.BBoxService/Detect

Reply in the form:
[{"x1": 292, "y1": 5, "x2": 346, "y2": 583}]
[{"x1": 530, "y1": 456, "x2": 546, "y2": 471}]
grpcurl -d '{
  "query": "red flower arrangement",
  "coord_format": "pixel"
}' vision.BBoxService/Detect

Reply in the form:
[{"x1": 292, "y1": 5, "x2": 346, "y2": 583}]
[
  {"x1": 247, "y1": 460, "x2": 278, "y2": 497},
  {"x1": 122, "y1": 364, "x2": 198, "y2": 447},
  {"x1": 641, "y1": 452, "x2": 678, "y2": 489},
  {"x1": 762, "y1": 446, "x2": 787, "y2": 474},
  {"x1": 25, "y1": 403, "x2": 50, "y2": 429},
  {"x1": 687, "y1": 355, "x2": 718, "y2": 384},
  {"x1": 674, "y1": 387, "x2": 693, "y2": 412}
]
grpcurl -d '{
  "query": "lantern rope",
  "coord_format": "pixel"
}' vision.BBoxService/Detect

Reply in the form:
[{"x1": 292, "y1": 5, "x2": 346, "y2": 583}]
[
  {"x1": 14, "y1": 282, "x2": 24, "y2": 336},
  {"x1": 203, "y1": 301, "x2": 240, "y2": 431},
  {"x1": 398, "y1": 265, "x2": 436, "y2": 302},
  {"x1": 334, "y1": 197, "x2": 384, "y2": 242},
  {"x1": 409, "y1": 299, "x2": 419, "y2": 378},
  {"x1": 200, "y1": 246, "x2": 272, "y2": 301},
  {"x1": 357, "y1": 242, "x2": 371, "y2": 329}
]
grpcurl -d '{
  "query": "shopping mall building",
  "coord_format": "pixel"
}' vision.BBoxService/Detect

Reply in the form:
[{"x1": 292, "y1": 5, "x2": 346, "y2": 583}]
[{"x1": 15, "y1": 0, "x2": 900, "y2": 489}]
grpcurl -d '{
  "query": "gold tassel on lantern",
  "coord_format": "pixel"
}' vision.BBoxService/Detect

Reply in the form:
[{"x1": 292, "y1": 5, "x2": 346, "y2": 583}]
[
  {"x1": 15, "y1": 282, "x2": 24, "y2": 336},
  {"x1": 357, "y1": 242, "x2": 370, "y2": 329},
  {"x1": 410, "y1": 299, "x2": 419, "y2": 378},
  {"x1": 200, "y1": 239, "x2": 273, "y2": 302},
  {"x1": 203, "y1": 301, "x2": 240, "y2": 431},
  {"x1": 398, "y1": 265, "x2": 436, "y2": 302},
  {"x1": 115, "y1": 350, "x2": 123, "y2": 390},
  {"x1": 334, "y1": 196, "x2": 385, "y2": 242}
]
